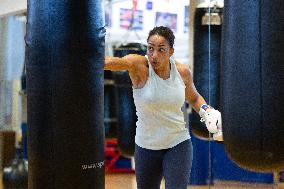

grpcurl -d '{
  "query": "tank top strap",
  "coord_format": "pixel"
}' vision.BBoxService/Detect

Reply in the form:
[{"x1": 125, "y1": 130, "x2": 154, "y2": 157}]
[
  {"x1": 170, "y1": 57, "x2": 185, "y2": 83},
  {"x1": 169, "y1": 57, "x2": 177, "y2": 78},
  {"x1": 145, "y1": 55, "x2": 154, "y2": 76}
]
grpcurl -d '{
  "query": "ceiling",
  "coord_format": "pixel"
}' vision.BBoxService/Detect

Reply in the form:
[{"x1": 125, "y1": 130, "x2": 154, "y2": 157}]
[
  {"x1": 0, "y1": 0, "x2": 224, "y2": 18},
  {"x1": 0, "y1": 0, "x2": 27, "y2": 18}
]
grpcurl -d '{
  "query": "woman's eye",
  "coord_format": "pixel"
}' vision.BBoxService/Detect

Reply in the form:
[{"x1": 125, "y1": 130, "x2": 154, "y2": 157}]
[{"x1": 159, "y1": 48, "x2": 165, "y2": 52}]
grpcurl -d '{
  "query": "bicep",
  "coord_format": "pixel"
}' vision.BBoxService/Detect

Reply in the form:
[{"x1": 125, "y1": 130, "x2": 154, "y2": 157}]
[
  {"x1": 185, "y1": 77, "x2": 199, "y2": 104},
  {"x1": 183, "y1": 69, "x2": 206, "y2": 112},
  {"x1": 177, "y1": 63, "x2": 204, "y2": 111},
  {"x1": 180, "y1": 66, "x2": 200, "y2": 104}
]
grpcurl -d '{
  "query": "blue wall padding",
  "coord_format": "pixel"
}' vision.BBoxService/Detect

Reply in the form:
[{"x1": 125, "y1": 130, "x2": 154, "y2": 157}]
[
  {"x1": 189, "y1": 135, "x2": 210, "y2": 185},
  {"x1": 212, "y1": 142, "x2": 273, "y2": 183},
  {"x1": 190, "y1": 135, "x2": 273, "y2": 184},
  {"x1": 21, "y1": 123, "x2": 28, "y2": 160}
]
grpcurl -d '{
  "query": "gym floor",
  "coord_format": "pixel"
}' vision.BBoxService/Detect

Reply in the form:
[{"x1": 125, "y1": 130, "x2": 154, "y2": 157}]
[
  {"x1": 0, "y1": 172, "x2": 279, "y2": 189},
  {"x1": 105, "y1": 173, "x2": 276, "y2": 189}
]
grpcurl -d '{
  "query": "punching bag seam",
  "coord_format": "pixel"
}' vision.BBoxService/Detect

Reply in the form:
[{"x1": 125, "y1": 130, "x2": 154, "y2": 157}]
[
  {"x1": 49, "y1": 7, "x2": 56, "y2": 188},
  {"x1": 259, "y1": 0, "x2": 264, "y2": 152}
]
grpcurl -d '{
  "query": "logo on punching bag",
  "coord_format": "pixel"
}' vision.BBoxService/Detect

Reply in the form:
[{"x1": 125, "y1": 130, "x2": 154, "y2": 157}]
[{"x1": 81, "y1": 161, "x2": 105, "y2": 170}]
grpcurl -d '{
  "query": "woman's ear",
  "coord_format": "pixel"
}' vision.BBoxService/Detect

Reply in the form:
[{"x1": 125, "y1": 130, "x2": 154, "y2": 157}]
[{"x1": 170, "y1": 48, "x2": 174, "y2": 56}]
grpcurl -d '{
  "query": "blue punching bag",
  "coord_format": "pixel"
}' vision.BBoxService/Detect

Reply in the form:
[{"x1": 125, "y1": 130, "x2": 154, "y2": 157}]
[
  {"x1": 221, "y1": 0, "x2": 284, "y2": 172},
  {"x1": 26, "y1": 0, "x2": 106, "y2": 188},
  {"x1": 190, "y1": 8, "x2": 222, "y2": 140}
]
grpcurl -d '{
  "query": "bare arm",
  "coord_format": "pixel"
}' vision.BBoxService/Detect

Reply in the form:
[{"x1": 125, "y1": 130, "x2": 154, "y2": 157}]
[
  {"x1": 177, "y1": 62, "x2": 223, "y2": 141},
  {"x1": 177, "y1": 63, "x2": 207, "y2": 113},
  {"x1": 104, "y1": 54, "x2": 148, "y2": 88},
  {"x1": 104, "y1": 56, "x2": 134, "y2": 71}
]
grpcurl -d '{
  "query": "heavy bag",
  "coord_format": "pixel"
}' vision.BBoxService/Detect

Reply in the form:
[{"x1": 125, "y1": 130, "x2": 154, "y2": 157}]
[
  {"x1": 221, "y1": 0, "x2": 284, "y2": 172},
  {"x1": 26, "y1": 0, "x2": 105, "y2": 188},
  {"x1": 190, "y1": 8, "x2": 222, "y2": 140},
  {"x1": 113, "y1": 42, "x2": 146, "y2": 156},
  {"x1": 3, "y1": 148, "x2": 28, "y2": 189}
]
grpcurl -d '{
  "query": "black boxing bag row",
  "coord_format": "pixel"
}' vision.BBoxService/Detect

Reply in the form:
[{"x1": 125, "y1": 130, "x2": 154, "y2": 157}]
[
  {"x1": 26, "y1": 0, "x2": 105, "y2": 188},
  {"x1": 104, "y1": 70, "x2": 118, "y2": 138},
  {"x1": 113, "y1": 42, "x2": 147, "y2": 156},
  {"x1": 221, "y1": 0, "x2": 284, "y2": 172},
  {"x1": 190, "y1": 8, "x2": 222, "y2": 140}
]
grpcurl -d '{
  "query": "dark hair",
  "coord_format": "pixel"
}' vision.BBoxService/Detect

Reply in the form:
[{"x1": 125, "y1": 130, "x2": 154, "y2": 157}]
[{"x1": 147, "y1": 26, "x2": 175, "y2": 48}]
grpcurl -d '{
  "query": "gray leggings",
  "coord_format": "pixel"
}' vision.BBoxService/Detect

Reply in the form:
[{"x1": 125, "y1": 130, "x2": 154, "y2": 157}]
[{"x1": 134, "y1": 139, "x2": 193, "y2": 189}]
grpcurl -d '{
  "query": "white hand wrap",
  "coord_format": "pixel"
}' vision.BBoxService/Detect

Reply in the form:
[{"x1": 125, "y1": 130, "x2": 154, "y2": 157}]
[
  {"x1": 213, "y1": 131, "x2": 223, "y2": 141},
  {"x1": 199, "y1": 104, "x2": 223, "y2": 141}
]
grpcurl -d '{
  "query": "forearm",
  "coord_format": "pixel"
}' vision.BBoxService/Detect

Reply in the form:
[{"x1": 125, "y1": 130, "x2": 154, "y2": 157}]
[
  {"x1": 189, "y1": 94, "x2": 207, "y2": 113},
  {"x1": 104, "y1": 56, "x2": 131, "y2": 71}
]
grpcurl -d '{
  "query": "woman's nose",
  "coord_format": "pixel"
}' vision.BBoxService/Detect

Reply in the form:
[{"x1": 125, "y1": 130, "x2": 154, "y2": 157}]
[{"x1": 151, "y1": 50, "x2": 158, "y2": 58}]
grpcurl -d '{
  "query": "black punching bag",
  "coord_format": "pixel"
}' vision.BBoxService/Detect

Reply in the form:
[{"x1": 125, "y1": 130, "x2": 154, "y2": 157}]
[
  {"x1": 113, "y1": 42, "x2": 147, "y2": 156},
  {"x1": 221, "y1": 0, "x2": 284, "y2": 172},
  {"x1": 26, "y1": 0, "x2": 105, "y2": 188},
  {"x1": 104, "y1": 70, "x2": 118, "y2": 138},
  {"x1": 190, "y1": 8, "x2": 222, "y2": 140}
]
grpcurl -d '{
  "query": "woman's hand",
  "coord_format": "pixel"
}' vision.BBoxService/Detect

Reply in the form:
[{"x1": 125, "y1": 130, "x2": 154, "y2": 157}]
[{"x1": 199, "y1": 104, "x2": 223, "y2": 141}]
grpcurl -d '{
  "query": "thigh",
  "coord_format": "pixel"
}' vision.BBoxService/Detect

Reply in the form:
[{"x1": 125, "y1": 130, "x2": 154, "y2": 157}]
[
  {"x1": 163, "y1": 139, "x2": 193, "y2": 189},
  {"x1": 134, "y1": 144, "x2": 164, "y2": 189}
]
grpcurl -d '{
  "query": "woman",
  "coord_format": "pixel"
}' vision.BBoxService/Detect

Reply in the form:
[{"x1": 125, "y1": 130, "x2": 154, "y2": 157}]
[{"x1": 105, "y1": 26, "x2": 222, "y2": 189}]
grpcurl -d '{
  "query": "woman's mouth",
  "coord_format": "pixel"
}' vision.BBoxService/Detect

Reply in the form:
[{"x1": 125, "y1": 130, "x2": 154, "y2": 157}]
[{"x1": 151, "y1": 61, "x2": 158, "y2": 66}]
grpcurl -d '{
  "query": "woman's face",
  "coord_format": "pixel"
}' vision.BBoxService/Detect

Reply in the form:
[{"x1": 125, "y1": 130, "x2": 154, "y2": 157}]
[{"x1": 147, "y1": 34, "x2": 174, "y2": 70}]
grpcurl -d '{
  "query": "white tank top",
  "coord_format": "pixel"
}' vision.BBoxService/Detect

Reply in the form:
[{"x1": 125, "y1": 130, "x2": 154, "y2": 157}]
[{"x1": 133, "y1": 56, "x2": 190, "y2": 150}]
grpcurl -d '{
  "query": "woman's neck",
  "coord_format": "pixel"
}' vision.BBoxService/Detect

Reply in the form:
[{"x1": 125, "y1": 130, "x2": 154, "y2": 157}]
[{"x1": 154, "y1": 62, "x2": 171, "y2": 80}]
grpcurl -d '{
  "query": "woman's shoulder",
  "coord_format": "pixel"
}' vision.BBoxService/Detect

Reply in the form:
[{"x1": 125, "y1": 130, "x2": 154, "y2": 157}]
[
  {"x1": 174, "y1": 61, "x2": 192, "y2": 78},
  {"x1": 174, "y1": 61, "x2": 193, "y2": 87},
  {"x1": 124, "y1": 54, "x2": 149, "y2": 88}
]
